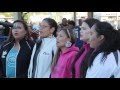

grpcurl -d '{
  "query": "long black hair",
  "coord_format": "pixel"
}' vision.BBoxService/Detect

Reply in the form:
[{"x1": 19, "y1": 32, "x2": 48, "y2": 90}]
[
  {"x1": 81, "y1": 22, "x2": 120, "y2": 78},
  {"x1": 71, "y1": 18, "x2": 100, "y2": 78}
]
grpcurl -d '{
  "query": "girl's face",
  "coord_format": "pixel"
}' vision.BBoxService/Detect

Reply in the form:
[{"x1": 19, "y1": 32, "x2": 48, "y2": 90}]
[
  {"x1": 12, "y1": 22, "x2": 27, "y2": 40},
  {"x1": 56, "y1": 30, "x2": 68, "y2": 48},
  {"x1": 39, "y1": 20, "x2": 54, "y2": 38},
  {"x1": 89, "y1": 25, "x2": 104, "y2": 48},
  {"x1": 80, "y1": 22, "x2": 91, "y2": 42}
]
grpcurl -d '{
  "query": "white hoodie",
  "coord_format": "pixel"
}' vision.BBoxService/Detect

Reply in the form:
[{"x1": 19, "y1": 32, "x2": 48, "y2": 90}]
[
  {"x1": 28, "y1": 36, "x2": 57, "y2": 78},
  {"x1": 86, "y1": 50, "x2": 120, "y2": 78}
]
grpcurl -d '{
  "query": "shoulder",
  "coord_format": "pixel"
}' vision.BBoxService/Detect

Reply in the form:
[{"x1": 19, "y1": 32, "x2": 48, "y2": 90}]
[
  {"x1": 26, "y1": 40, "x2": 35, "y2": 47},
  {"x1": 0, "y1": 41, "x2": 12, "y2": 49},
  {"x1": 94, "y1": 52, "x2": 117, "y2": 65}
]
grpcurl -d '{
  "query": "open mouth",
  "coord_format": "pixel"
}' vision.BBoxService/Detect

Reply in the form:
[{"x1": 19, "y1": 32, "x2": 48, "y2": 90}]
[{"x1": 14, "y1": 33, "x2": 18, "y2": 36}]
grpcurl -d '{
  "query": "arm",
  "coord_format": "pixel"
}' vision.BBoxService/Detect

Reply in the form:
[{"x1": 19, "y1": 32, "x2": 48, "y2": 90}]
[{"x1": 0, "y1": 46, "x2": 5, "y2": 78}]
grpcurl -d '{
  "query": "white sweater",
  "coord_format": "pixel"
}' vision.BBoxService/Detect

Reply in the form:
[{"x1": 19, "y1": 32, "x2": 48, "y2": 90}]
[
  {"x1": 86, "y1": 50, "x2": 120, "y2": 78},
  {"x1": 28, "y1": 37, "x2": 57, "y2": 78}
]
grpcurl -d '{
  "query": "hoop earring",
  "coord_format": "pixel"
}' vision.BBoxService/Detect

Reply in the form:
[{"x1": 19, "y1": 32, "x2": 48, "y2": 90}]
[{"x1": 65, "y1": 41, "x2": 72, "y2": 48}]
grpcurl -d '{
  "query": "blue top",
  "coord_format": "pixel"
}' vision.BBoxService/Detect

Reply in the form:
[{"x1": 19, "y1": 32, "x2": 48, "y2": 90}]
[
  {"x1": 6, "y1": 48, "x2": 19, "y2": 78},
  {"x1": 73, "y1": 26, "x2": 83, "y2": 48}
]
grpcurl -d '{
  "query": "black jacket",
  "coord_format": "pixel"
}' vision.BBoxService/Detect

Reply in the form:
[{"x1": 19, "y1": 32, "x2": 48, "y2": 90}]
[{"x1": 0, "y1": 38, "x2": 35, "y2": 78}]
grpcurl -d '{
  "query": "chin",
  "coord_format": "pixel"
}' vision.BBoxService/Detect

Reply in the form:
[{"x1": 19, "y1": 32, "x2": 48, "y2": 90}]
[{"x1": 57, "y1": 45, "x2": 60, "y2": 48}]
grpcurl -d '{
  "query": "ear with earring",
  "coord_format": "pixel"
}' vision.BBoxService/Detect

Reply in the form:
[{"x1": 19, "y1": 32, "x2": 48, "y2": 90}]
[{"x1": 65, "y1": 40, "x2": 72, "y2": 48}]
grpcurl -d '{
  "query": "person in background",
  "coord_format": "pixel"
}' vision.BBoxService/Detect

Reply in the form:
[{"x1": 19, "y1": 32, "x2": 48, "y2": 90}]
[
  {"x1": 68, "y1": 20, "x2": 83, "y2": 49},
  {"x1": 0, "y1": 20, "x2": 35, "y2": 78},
  {"x1": 59, "y1": 18, "x2": 68, "y2": 29},
  {"x1": 68, "y1": 20, "x2": 75, "y2": 30},
  {"x1": 71, "y1": 18, "x2": 100, "y2": 78},
  {"x1": 51, "y1": 28, "x2": 79, "y2": 78},
  {"x1": 28, "y1": 18, "x2": 58, "y2": 78},
  {"x1": 28, "y1": 25, "x2": 38, "y2": 42}
]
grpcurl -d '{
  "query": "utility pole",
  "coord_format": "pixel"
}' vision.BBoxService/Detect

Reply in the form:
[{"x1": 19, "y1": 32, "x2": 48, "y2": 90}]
[
  {"x1": 74, "y1": 12, "x2": 77, "y2": 25},
  {"x1": 13, "y1": 12, "x2": 22, "y2": 21},
  {"x1": 88, "y1": 12, "x2": 93, "y2": 18}
]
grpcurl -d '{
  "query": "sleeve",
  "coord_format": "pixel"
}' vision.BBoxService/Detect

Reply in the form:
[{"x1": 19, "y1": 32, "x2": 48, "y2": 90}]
[
  {"x1": 112, "y1": 51, "x2": 120, "y2": 78},
  {"x1": 66, "y1": 51, "x2": 78, "y2": 78},
  {"x1": 0, "y1": 46, "x2": 5, "y2": 78}
]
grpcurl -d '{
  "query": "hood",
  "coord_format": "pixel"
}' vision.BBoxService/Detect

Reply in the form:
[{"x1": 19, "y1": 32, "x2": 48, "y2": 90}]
[{"x1": 61, "y1": 44, "x2": 79, "y2": 55}]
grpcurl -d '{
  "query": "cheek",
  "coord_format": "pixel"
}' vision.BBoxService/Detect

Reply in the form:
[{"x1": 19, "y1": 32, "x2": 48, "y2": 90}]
[
  {"x1": 19, "y1": 29, "x2": 27, "y2": 36},
  {"x1": 89, "y1": 36, "x2": 99, "y2": 47},
  {"x1": 43, "y1": 30, "x2": 50, "y2": 35},
  {"x1": 57, "y1": 37, "x2": 67, "y2": 45},
  {"x1": 80, "y1": 31, "x2": 90, "y2": 40}
]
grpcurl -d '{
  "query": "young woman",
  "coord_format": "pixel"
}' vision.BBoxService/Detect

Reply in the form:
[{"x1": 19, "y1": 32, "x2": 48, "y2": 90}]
[
  {"x1": 71, "y1": 18, "x2": 100, "y2": 78},
  {"x1": 84, "y1": 22, "x2": 120, "y2": 78},
  {"x1": 51, "y1": 28, "x2": 79, "y2": 78},
  {"x1": 28, "y1": 18, "x2": 58, "y2": 78},
  {"x1": 0, "y1": 20, "x2": 35, "y2": 78}
]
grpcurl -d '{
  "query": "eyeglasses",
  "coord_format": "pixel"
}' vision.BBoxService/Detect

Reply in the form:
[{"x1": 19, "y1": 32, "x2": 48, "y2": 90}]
[
  {"x1": 39, "y1": 25, "x2": 50, "y2": 30},
  {"x1": 12, "y1": 26, "x2": 22, "y2": 29}
]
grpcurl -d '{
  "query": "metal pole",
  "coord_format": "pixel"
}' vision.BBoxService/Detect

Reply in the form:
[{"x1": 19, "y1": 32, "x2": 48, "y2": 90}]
[
  {"x1": 74, "y1": 12, "x2": 77, "y2": 25},
  {"x1": 13, "y1": 12, "x2": 22, "y2": 21},
  {"x1": 88, "y1": 12, "x2": 93, "y2": 18}
]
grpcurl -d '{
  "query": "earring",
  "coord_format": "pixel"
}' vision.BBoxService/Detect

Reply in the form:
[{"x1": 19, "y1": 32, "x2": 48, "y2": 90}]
[{"x1": 65, "y1": 41, "x2": 72, "y2": 48}]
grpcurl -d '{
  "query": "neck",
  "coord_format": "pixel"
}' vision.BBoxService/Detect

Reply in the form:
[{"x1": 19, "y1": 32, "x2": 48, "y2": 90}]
[
  {"x1": 60, "y1": 46, "x2": 67, "y2": 53},
  {"x1": 15, "y1": 38, "x2": 21, "y2": 44},
  {"x1": 14, "y1": 40, "x2": 20, "y2": 50}
]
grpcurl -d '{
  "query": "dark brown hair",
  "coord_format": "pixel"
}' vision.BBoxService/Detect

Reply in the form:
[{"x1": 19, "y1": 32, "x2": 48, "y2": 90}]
[{"x1": 6, "y1": 20, "x2": 31, "y2": 42}]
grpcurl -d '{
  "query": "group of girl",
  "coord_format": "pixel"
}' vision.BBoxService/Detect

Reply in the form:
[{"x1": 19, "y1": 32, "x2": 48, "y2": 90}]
[{"x1": 0, "y1": 17, "x2": 120, "y2": 78}]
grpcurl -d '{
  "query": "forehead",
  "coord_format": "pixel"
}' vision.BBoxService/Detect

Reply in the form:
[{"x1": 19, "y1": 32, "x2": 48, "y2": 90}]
[
  {"x1": 62, "y1": 19, "x2": 67, "y2": 21},
  {"x1": 13, "y1": 22, "x2": 23, "y2": 27},
  {"x1": 81, "y1": 22, "x2": 90, "y2": 28},
  {"x1": 41, "y1": 20, "x2": 49, "y2": 25},
  {"x1": 58, "y1": 30, "x2": 66, "y2": 35}
]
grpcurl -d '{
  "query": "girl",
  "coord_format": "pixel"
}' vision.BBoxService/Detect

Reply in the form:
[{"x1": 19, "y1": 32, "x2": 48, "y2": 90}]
[
  {"x1": 51, "y1": 28, "x2": 79, "y2": 78},
  {"x1": 71, "y1": 18, "x2": 100, "y2": 78},
  {"x1": 85, "y1": 22, "x2": 120, "y2": 78},
  {"x1": 0, "y1": 20, "x2": 34, "y2": 78},
  {"x1": 28, "y1": 18, "x2": 58, "y2": 78}
]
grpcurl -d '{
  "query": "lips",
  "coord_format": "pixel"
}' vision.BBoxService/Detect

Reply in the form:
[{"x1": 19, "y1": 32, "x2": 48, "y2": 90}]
[
  {"x1": 80, "y1": 34, "x2": 83, "y2": 37},
  {"x1": 14, "y1": 33, "x2": 18, "y2": 36},
  {"x1": 56, "y1": 41, "x2": 59, "y2": 44}
]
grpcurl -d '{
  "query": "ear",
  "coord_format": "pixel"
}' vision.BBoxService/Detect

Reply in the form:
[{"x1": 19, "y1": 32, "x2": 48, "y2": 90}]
[
  {"x1": 67, "y1": 38, "x2": 71, "y2": 41},
  {"x1": 50, "y1": 27, "x2": 55, "y2": 34},
  {"x1": 99, "y1": 35, "x2": 104, "y2": 41}
]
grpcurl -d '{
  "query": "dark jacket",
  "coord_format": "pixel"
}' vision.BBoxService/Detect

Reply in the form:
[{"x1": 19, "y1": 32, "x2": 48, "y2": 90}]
[{"x1": 0, "y1": 38, "x2": 35, "y2": 78}]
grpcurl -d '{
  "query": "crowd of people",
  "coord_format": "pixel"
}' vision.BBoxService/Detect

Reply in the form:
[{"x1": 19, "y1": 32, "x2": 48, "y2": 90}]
[{"x1": 0, "y1": 17, "x2": 120, "y2": 78}]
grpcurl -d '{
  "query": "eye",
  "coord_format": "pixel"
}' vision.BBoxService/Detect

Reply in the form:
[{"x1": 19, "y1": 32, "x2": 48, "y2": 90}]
[{"x1": 12, "y1": 26, "x2": 22, "y2": 29}]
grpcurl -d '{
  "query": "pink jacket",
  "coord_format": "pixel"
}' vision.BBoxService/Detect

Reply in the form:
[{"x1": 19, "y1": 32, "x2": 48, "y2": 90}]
[
  {"x1": 74, "y1": 43, "x2": 90, "y2": 78},
  {"x1": 51, "y1": 45, "x2": 79, "y2": 78}
]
